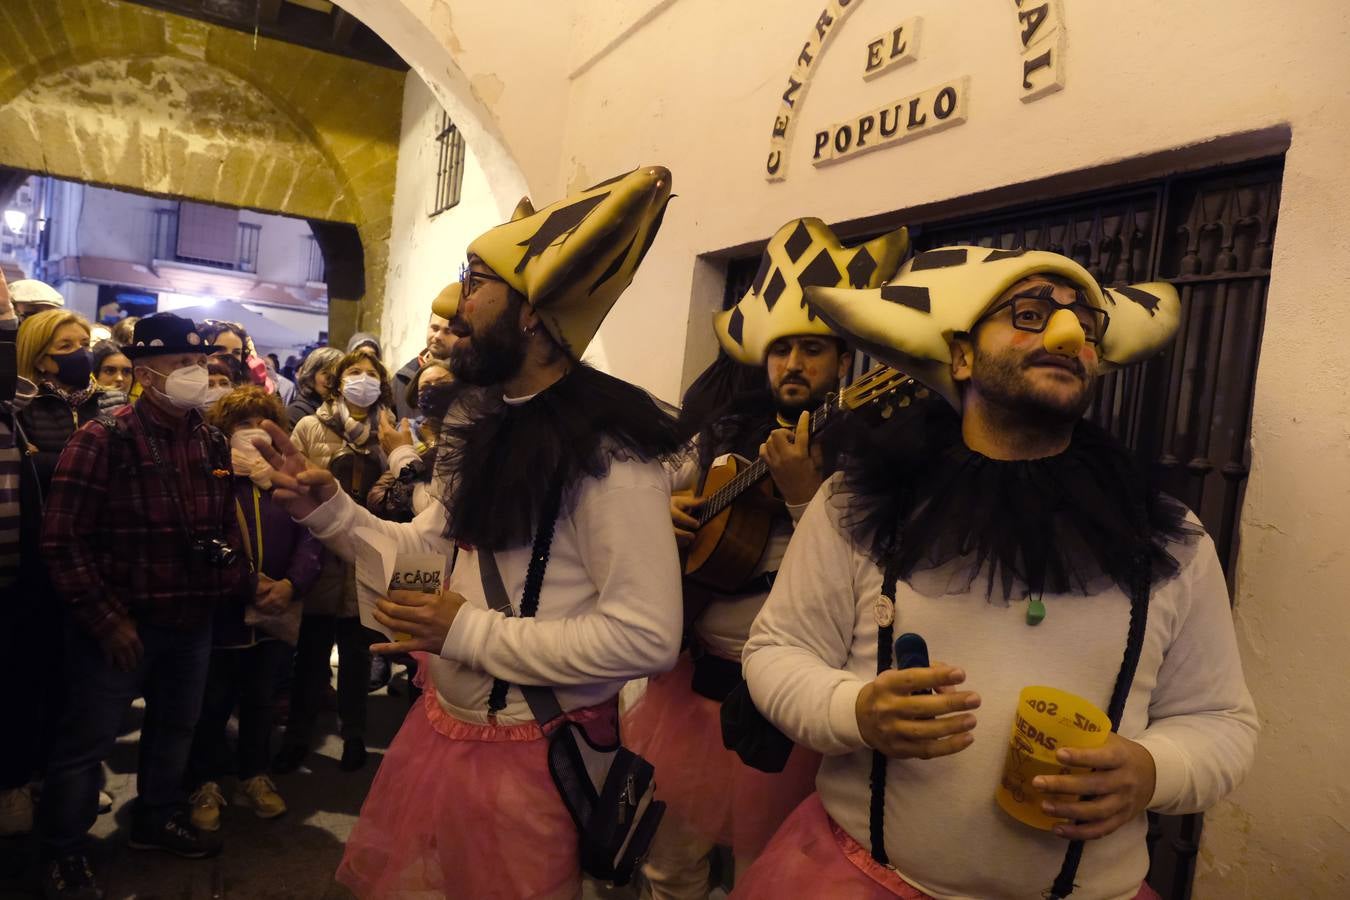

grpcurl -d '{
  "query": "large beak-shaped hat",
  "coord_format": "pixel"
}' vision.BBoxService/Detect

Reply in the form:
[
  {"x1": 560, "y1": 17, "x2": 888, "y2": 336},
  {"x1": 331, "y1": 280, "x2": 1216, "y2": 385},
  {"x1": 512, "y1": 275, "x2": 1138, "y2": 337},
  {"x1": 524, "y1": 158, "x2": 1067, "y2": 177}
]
[
  {"x1": 714, "y1": 218, "x2": 909, "y2": 365},
  {"x1": 804, "y1": 246, "x2": 1181, "y2": 408},
  {"x1": 466, "y1": 165, "x2": 673, "y2": 359}
]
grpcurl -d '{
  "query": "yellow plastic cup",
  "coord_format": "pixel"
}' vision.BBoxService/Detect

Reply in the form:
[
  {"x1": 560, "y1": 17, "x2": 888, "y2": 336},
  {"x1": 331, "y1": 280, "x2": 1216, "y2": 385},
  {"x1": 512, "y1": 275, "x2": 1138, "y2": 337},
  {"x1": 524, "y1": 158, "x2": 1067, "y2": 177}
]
[{"x1": 995, "y1": 686, "x2": 1111, "y2": 830}]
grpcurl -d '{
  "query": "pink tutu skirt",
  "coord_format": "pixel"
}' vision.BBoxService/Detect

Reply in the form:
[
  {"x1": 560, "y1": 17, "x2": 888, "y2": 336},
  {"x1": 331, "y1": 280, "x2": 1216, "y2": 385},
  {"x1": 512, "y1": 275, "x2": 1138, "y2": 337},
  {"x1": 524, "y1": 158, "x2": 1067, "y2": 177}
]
[
  {"x1": 733, "y1": 794, "x2": 1163, "y2": 900},
  {"x1": 336, "y1": 687, "x2": 617, "y2": 900},
  {"x1": 622, "y1": 652, "x2": 820, "y2": 857}
]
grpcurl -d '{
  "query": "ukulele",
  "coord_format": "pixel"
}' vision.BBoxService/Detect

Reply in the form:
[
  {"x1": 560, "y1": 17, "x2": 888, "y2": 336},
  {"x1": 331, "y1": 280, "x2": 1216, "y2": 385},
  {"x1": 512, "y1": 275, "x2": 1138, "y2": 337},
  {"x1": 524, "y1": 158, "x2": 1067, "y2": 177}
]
[{"x1": 681, "y1": 365, "x2": 924, "y2": 597}]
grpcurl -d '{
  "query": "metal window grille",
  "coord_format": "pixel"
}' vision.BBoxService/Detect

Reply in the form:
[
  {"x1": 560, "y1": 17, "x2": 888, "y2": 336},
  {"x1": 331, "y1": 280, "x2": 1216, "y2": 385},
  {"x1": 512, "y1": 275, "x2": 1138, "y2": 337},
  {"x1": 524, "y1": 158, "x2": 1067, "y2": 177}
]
[
  {"x1": 237, "y1": 222, "x2": 261, "y2": 273},
  {"x1": 431, "y1": 111, "x2": 466, "y2": 216},
  {"x1": 152, "y1": 208, "x2": 178, "y2": 262},
  {"x1": 306, "y1": 235, "x2": 326, "y2": 283}
]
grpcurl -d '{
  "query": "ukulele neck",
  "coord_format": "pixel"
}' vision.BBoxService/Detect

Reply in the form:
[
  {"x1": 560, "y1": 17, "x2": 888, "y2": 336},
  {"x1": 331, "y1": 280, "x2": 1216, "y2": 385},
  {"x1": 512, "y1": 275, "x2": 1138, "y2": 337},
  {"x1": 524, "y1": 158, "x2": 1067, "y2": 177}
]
[{"x1": 697, "y1": 401, "x2": 834, "y2": 525}]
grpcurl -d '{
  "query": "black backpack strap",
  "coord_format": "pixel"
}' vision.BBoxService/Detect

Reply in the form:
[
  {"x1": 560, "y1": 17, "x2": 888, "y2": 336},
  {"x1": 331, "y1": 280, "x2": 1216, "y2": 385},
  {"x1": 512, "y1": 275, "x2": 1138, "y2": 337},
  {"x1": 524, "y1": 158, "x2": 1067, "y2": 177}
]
[{"x1": 479, "y1": 479, "x2": 566, "y2": 719}]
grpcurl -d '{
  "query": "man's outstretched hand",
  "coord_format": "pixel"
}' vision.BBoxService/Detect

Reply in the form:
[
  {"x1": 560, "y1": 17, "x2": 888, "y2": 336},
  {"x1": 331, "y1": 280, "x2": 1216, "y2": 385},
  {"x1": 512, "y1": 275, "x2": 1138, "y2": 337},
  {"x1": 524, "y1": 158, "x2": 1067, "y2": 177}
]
[{"x1": 253, "y1": 419, "x2": 339, "y2": 519}]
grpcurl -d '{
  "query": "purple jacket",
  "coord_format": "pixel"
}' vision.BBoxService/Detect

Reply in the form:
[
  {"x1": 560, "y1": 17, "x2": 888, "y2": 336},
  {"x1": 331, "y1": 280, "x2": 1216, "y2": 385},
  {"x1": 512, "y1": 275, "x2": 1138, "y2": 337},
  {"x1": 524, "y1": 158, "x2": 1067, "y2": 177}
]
[{"x1": 215, "y1": 476, "x2": 323, "y2": 646}]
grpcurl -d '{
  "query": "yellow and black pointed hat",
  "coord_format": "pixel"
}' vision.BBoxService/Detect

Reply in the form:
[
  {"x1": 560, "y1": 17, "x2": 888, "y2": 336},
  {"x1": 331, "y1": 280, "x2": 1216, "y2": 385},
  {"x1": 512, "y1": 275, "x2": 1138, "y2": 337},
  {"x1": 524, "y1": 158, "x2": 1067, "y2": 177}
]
[
  {"x1": 466, "y1": 166, "x2": 673, "y2": 359},
  {"x1": 714, "y1": 219, "x2": 909, "y2": 365},
  {"x1": 804, "y1": 246, "x2": 1180, "y2": 408}
]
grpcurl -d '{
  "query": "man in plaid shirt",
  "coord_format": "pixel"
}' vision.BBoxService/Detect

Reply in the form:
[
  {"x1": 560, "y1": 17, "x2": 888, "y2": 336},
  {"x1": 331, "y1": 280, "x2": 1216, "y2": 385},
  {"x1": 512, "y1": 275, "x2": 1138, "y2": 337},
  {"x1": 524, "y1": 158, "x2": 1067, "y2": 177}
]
[{"x1": 36, "y1": 314, "x2": 251, "y2": 900}]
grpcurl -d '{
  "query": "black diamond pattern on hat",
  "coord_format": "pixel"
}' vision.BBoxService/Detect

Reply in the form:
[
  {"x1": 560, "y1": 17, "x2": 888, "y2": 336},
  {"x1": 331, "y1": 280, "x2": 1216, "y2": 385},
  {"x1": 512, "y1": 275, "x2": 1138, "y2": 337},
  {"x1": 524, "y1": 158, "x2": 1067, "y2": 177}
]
[
  {"x1": 881, "y1": 284, "x2": 932, "y2": 314},
  {"x1": 847, "y1": 248, "x2": 877, "y2": 287},
  {"x1": 784, "y1": 220, "x2": 814, "y2": 263},
  {"x1": 763, "y1": 269, "x2": 788, "y2": 310},
  {"x1": 798, "y1": 249, "x2": 842, "y2": 290},
  {"x1": 983, "y1": 247, "x2": 1028, "y2": 262},
  {"x1": 727, "y1": 306, "x2": 745, "y2": 345},
  {"x1": 910, "y1": 248, "x2": 968, "y2": 271},
  {"x1": 1113, "y1": 286, "x2": 1161, "y2": 315},
  {"x1": 751, "y1": 253, "x2": 773, "y2": 296}
]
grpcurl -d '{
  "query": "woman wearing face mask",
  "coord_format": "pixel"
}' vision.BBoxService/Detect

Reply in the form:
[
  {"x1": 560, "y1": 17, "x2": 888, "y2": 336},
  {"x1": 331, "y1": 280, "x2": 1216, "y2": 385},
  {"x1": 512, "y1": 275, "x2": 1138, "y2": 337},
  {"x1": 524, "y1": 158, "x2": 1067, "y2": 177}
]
[
  {"x1": 276, "y1": 351, "x2": 392, "y2": 774},
  {"x1": 15, "y1": 310, "x2": 128, "y2": 549},
  {"x1": 202, "y1": 355, "x2": 246, "y2": 412},
  {"x1": 366, "y1": 360, "x2": 453, "y2": 523},
  {"x1": 7, "y1": 310, "x2": 126, "y2": 829},
  {"x1": 183, "y1": 386, "x2": 323, "y2": 833}
]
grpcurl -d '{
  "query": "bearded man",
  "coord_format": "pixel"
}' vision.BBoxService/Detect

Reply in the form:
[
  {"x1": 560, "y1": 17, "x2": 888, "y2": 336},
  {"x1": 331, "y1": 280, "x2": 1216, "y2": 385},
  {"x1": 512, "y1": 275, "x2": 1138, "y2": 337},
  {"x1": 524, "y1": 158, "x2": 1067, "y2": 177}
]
[
  {"x1": 625, "y1": 218, "x2": 908, "y2": 899},
  {"x1": 734, "y1": 248, "x2": 1258, "y2": 900},
  {"x1": 259, "y1": 167, "x2": 685, "y2": 899}
]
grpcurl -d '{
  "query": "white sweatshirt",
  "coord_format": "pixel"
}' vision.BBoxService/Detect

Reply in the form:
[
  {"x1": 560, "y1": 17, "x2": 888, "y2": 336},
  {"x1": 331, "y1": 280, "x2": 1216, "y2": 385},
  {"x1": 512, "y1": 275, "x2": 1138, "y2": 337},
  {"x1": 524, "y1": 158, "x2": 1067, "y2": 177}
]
[
  {"x1": 743, "y1": 478, "x2": 1258, "y2": 900},
  {"x1": 301, "y1": 455, "x2": 683, "y2": 725}
]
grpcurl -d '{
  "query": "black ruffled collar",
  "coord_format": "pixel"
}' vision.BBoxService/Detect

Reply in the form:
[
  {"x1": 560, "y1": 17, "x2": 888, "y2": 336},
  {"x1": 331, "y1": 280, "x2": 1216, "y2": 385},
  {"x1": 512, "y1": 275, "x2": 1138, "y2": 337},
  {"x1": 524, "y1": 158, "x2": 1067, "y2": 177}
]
[{"x1": 834, "y1": 400, "x2": 1199, "y2": 601}]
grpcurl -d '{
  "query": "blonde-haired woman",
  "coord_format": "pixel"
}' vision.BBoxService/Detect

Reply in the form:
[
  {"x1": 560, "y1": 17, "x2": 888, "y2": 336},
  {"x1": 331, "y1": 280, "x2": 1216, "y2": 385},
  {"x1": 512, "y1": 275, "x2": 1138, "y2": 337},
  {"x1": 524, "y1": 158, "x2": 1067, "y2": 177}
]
[{"x1": 6, "y1": 309, "x2": 125, "y2": 826}]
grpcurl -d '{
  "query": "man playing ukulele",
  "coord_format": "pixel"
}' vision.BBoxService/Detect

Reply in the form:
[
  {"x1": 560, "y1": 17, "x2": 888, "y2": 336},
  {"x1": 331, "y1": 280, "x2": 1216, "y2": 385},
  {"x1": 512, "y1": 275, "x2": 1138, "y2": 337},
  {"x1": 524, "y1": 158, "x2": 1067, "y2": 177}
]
[{"x1": 622, "y1": 218, "x2": 908, "y2": 899}]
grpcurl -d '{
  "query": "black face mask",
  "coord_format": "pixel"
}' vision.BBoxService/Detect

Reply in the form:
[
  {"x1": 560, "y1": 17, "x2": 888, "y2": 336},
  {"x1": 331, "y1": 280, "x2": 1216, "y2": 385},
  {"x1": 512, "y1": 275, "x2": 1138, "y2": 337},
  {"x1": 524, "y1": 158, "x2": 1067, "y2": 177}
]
[
  {"x1": 47, "y1": 348, "x2": 93, "y2": 389},
  {"x1": 418, "y1": 381, "x2": 454, "y2": 421}
]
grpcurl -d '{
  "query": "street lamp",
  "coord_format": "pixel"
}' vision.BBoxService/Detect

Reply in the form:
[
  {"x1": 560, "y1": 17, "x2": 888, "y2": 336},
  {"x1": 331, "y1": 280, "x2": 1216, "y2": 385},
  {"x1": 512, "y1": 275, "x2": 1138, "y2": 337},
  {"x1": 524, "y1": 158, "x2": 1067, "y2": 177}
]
[{"x1": 4, "y1": 209, "x2": 27, "y2": 235}]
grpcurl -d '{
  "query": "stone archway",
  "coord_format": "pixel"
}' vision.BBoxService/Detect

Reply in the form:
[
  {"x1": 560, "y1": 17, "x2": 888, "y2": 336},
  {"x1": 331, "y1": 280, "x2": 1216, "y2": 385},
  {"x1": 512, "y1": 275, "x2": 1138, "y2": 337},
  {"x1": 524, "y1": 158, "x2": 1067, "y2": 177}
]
[
  {"x1": 330, "y1": 0, "x2": 533, "y2": 207},
  {"x1": 0, "y1": 0, "x2": 406, "y2": 341}
]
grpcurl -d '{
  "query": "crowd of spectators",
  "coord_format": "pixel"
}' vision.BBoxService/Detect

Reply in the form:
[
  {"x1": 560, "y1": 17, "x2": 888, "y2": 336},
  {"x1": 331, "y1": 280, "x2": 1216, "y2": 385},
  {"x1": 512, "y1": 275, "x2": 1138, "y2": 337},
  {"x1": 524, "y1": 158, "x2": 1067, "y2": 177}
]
[{"x1": 0, "y1": 274, "x2": 456, "y2": 900}]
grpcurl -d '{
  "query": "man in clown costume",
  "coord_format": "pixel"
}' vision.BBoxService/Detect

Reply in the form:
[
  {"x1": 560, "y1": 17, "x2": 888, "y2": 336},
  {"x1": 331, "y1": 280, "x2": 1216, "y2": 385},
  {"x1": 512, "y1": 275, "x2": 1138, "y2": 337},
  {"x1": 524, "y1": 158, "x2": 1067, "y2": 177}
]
[
  {"x1": 736, "y1": 247, "x2": 1257, "y2": 899},
  {"x1": 625, "y1": 218, "x2": 908, "y2": 899},
  {"x1": 256, "y1": 166, "x2": 685, "y2": 899}
]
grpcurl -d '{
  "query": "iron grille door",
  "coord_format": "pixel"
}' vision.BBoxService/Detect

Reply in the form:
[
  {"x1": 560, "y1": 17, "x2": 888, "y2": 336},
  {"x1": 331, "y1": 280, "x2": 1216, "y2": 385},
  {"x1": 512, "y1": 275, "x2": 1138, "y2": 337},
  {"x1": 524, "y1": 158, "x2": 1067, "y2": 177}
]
[{"x1": 906, "y1": 158, "x2": 1281, "y2": 900}]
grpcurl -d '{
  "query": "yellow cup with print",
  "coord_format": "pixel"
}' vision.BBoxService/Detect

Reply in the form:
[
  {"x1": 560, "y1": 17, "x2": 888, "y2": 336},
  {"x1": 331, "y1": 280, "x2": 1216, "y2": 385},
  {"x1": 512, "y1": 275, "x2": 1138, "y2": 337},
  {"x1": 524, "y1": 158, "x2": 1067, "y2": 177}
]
[{"x1": 995, "y1": 686, "x2": 1111, "y2": 831}]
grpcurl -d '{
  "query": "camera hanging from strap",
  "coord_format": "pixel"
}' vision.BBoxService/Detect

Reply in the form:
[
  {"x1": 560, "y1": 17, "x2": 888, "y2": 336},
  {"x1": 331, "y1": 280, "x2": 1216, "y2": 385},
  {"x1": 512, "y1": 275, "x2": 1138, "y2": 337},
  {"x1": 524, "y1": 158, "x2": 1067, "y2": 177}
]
[{"x1": 129, "y1": 407, "x2": 236, "y2": 571}]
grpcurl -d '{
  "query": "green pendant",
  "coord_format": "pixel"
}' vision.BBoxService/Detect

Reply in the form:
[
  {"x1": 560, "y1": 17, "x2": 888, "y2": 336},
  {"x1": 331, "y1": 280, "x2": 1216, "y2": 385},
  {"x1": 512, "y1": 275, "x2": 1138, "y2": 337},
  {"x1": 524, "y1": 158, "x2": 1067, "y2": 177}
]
[{"x1": 1026, "y1": 595, "x2": 1046, "y2": 626}]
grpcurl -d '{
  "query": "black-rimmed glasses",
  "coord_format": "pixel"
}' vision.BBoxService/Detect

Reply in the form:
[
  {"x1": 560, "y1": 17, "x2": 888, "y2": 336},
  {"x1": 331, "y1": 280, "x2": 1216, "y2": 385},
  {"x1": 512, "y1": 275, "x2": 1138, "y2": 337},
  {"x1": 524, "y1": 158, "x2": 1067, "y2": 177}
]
[
  {"x1": 978, "y1": 290, "x2": 1110, "y2": 344},
  {"x1": 458, "y1": 262, "x2": 506, "y2": 299}
]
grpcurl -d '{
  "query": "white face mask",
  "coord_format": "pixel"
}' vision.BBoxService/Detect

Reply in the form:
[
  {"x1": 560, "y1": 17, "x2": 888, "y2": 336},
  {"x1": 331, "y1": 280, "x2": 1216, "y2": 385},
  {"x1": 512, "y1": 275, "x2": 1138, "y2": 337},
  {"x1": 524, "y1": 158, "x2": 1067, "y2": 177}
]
[
  {"x1": 148, "y1": 363, "x2": 211, "y2": 411},
  {"x1": 230, "y1": 427, "x2": 273, "y2": 487},
  {"x1": 341, "y1": 373, "x2": 382, "y2": 408},
  {"x1": 201, "y1": 385, "x2": 230, "y2": 409}
]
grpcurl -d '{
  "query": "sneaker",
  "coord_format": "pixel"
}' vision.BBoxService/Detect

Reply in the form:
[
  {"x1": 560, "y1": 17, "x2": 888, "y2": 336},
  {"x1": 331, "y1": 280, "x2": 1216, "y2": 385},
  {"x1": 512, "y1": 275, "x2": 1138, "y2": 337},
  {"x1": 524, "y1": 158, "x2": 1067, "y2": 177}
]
[
  {"x1": 0, "y1": 785, "x2": 34, "y2": 836},
  {"x1": 339, "y1": 738, "x2": 368, "y2": 772},
  {"x1": 272, "y1": 744, "x2": 308, "y2": 775},
  {"x1": 235, "y1": 775, "x2": 286, "y2": 819},
  {"x1": 42, "y1": 853, "x2": 103, "y2": 900},
  {"x1": 129, "y1": 810, "x2": 221, "y2": 858},
  {"x1": 188, "y1": 782, "x2": 225, "y2": 832},
  {"x1": 97, "y1": 791, "x2": 113, "y2": 815}
]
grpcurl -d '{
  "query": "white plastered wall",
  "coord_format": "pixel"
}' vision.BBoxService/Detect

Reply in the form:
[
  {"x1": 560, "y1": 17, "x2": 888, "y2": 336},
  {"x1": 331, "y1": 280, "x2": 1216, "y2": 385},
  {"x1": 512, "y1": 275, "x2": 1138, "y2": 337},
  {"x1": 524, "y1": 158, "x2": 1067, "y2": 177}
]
[
  {"x1": 342, "y1": 1, "x2": 1350, "y2": 895},
  {"x1": 380, "y1": 73, "x2": 504, "y2": 370}
]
